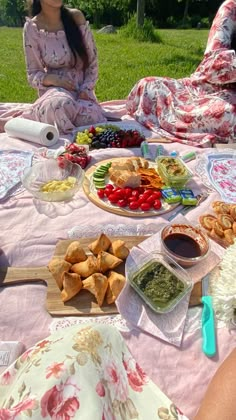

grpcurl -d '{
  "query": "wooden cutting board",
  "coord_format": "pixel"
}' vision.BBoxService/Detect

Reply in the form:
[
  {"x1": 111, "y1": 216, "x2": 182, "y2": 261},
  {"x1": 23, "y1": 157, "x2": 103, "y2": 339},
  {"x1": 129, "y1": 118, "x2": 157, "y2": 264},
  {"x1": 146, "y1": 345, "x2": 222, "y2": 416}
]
[{"x1": 0, "y1": 236, "x2": 203, "y2": 316}]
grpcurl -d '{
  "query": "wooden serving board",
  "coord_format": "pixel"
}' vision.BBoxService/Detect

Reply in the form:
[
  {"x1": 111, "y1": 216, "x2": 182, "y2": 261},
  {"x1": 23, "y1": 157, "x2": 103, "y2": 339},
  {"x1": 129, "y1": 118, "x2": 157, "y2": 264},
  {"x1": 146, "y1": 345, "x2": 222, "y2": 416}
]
[
  {"x1": 0, "y1": 236, "x2": 203, "y2": 316},
  {"x1": 0, "y1": 236, "x2": 144, "y2": 317}
]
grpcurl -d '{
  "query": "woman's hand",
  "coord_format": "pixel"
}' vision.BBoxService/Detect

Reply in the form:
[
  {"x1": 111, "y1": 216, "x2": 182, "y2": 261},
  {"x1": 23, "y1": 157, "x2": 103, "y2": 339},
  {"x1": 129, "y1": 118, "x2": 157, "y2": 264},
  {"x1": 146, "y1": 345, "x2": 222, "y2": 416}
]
[
  {"x1": 43, "y1": 74, "x2": 76, "y2": 91},
  {"x1": 78, "y1": 91, "x2": 91, "y2": 101}
]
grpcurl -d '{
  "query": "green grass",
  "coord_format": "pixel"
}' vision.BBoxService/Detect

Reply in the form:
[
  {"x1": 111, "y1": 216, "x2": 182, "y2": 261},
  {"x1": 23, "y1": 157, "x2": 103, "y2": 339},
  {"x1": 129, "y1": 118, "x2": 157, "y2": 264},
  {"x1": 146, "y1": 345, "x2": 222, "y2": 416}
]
[{"x1": 0, "y1": 27, "x2": 208, "y2": 103}]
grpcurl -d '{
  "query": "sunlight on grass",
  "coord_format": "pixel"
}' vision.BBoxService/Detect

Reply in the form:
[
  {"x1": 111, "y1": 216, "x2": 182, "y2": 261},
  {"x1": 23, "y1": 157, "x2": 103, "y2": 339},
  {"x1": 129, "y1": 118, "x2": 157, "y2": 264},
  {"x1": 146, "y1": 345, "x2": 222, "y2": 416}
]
[{"x1": 0, "y1": 27, "x2": 208, "y2": 103}]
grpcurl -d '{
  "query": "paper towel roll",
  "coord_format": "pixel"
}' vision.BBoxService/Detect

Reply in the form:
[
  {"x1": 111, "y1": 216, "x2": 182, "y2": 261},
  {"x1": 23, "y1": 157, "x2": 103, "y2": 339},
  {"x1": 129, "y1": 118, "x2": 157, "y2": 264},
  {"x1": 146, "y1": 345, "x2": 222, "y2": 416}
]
[{"x1": 4, "y1": 118, "x2": 59, "y2": 147}]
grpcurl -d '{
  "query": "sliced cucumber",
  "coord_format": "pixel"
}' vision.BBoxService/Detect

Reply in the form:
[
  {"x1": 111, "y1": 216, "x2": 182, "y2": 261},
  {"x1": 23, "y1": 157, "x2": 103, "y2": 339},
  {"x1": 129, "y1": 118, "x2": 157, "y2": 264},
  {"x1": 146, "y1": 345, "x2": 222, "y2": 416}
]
[{"x1": 93, "y1": 172, "x2": 105, "y2": 179}]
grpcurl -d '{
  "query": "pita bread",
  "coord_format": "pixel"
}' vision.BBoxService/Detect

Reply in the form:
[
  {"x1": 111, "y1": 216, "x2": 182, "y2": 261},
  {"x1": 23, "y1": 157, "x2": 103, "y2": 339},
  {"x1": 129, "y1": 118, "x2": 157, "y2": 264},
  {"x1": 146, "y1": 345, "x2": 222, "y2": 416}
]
[
  {"x1": 48, "y1": 258, "x2": 72, "y2": 290},
  {"x1": 61, "y1": 272, "x2": 83, "y2": 302}
]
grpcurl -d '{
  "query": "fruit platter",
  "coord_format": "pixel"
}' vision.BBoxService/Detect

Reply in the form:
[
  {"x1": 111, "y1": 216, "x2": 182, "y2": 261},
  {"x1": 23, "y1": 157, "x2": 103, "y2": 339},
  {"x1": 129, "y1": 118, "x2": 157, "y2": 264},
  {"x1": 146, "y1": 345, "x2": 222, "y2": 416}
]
[
  {"x1": 83, "y1": 157, "x2": 180, "y2": 217},
  {"x1": 75, "y1": 124, "x2": 146, "y2": 149}
]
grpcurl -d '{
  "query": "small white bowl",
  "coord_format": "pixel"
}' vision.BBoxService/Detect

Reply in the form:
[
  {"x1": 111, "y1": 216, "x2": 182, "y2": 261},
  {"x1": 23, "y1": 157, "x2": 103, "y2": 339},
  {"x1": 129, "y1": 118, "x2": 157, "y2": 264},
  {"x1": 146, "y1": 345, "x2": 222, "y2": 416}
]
[{"x1": 22, "y1": 159, "x2": 84, "y2": 202}]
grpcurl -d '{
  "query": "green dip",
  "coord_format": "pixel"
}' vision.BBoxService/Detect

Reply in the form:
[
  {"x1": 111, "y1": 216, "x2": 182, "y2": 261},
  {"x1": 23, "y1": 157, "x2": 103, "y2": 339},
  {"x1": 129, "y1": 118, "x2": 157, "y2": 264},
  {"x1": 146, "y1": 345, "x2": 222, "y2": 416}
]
[
  {"x1": 159, "y1": 157, "x2": 187, "y2": 177},
  {"x1": 132, "y1": 261, "x2": 184, "y2": 309}
]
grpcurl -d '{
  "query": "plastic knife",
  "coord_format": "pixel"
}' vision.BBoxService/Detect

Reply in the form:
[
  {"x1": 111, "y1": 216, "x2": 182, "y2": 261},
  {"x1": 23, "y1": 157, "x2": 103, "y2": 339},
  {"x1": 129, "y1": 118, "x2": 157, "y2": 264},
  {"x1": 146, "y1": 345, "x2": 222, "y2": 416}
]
[{"x1": 201, "y1": 274, "x2": 216, "y2": 357}]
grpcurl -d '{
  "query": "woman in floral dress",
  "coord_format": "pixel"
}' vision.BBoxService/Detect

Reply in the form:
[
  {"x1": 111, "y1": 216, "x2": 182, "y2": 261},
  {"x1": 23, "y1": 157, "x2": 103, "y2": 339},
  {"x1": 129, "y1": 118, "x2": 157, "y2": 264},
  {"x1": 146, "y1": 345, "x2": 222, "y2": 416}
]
[
  {"x1": 127, "y1": 0, "x2": 236, "y2": 147},
  {"x1": 0, "y1": 324, "x2": 235, "y2": 419},
  {"x1": 20, "y1": 0, "x2": 106, "y2": 133}
]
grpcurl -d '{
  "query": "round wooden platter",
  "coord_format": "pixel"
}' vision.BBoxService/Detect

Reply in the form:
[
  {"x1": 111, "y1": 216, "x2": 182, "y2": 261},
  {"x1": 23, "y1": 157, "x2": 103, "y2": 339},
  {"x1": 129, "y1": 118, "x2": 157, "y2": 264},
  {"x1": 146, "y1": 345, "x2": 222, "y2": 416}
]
[{"x1": 83, "y1": 157, "x2": 179, "y2": 218}]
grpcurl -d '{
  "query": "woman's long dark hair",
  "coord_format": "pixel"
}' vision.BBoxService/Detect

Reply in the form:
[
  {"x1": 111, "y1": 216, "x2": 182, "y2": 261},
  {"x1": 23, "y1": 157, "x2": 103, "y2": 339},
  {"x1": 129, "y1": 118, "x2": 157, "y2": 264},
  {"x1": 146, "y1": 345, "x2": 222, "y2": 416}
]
[{"x1": 30, "y1": 0, "x2": 88, "y2": 68}]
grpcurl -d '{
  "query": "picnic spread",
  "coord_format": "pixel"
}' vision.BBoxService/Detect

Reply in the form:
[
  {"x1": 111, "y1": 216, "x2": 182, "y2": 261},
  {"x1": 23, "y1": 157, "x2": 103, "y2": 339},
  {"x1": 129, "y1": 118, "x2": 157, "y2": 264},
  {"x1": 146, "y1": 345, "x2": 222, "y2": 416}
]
[{"x1": 0, "y1": 105, "x2": 235, "y2": 419}]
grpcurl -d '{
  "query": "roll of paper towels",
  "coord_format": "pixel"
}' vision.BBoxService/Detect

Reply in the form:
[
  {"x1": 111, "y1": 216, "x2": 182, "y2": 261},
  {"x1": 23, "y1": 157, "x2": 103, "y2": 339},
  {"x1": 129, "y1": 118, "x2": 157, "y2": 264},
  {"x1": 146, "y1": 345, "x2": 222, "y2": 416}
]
[{"x1": 4, "y1": 118, "x2": 59, "y2": 147}]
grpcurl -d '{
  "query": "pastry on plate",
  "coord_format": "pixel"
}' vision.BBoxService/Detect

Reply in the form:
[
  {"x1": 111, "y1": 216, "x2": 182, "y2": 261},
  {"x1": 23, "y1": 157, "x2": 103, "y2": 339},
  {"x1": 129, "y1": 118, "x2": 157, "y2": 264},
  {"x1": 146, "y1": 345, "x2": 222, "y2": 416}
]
[
  {"x1": 65, "y1": 241, "x2": 87, "y2": 264},
  {"x1": 61, "y1": 272, "x2": 82, "y2": 302},
  {"x1": 82, "y1": 273, "x2": 108, "y2": 306},
  {"x1": 88, "y1": 233, "x2": 111, "y2": 255},
  {"x1": 217, "y1": 214, "x2": 233, "y2": 230},
  {"x1": 106, "y1": 271, "x2": 126, "y2": 304},
  {"x1": 97, "y1": 251, "x2": 122, "y2": 273},
  {"x1": 212, "y1": 201, "x2": 230, "y2": 214},
  {"x1": 232, "y1": 221, "x2": 236, "y2": 234},
  {"x1": 48, "y1": 258, "x2": 72, "y2": 290},
  {"x1": 199, "y1": 214, "x2": 217, "y2": 230},
  {"x1": 71, "y1": 255, "x2": 98, "y2": 277},
  {"x1": 229, "y1": 205, "x2": 236, "y2": 220},
  {"x1": 108, "y1": 239, "x2": 129, "y2": 260},
  {"x1": 212, "y1": 220, "x2": 224, "y2": 237},
  {"x1": 223, "y1": 229, "x2": 235, "y2": 245}
]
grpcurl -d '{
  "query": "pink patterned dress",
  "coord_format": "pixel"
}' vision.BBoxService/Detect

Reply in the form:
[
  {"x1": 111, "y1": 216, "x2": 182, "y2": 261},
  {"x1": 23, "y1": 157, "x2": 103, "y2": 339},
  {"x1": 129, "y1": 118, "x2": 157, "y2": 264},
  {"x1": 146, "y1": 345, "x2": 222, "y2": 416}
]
[
  {"x1": 127, "y1": 0, "x2": 236, "y2": 147},
  {"x1": 21, "y1": 18, "x2": 106, "y2": 133}
]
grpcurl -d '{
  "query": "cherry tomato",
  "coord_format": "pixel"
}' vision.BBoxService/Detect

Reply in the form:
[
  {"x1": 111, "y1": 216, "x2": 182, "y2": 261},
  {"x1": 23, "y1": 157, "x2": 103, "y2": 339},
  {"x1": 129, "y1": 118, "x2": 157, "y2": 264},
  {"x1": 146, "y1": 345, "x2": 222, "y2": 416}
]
[
  {"x1": 115, "y1": 189, "x2": 126, "y2": 199},
  {"x1": 131, "y1": 189, "x2": 140, "y2": 198},
  {"x1": 140, "y1": 202, "x2": 151, "y2": 211},
  {"x1": 153, "y1": 199, "x2": 162, "y2": 210},
  {"x1": 105, "y1": 184, "x2": 114, "y2": 190},
  {"x1": 143, "y1": 189, "x2": 153, "y2": 198},
  {"x1": 108, "y1": 193, "x2": 119, "y2": 204},
  {"x1": 97, "y1": 189, "x2": 105, "y2": 199},
  {"x1": 137, "y1": 195, "x2": 146, "y2": 206},
  {"x1": 128, "y1": 196, "x2": 138, "y2": 204},
  {"x1": 124, "y1": 187, "x2": 132, "y2": 198},
  {"x1": 152, "y1": 191, "x2": 162, "y2": 200},
  {"x1": 146, "y1": 194, "x2": 157, "y2": 205},
  {"x1": 138, "y1": 187, "x2": 145, "y2": 194},
  {"x1": 104, "y1": 189, "x2": 112, "y2": 197},
  {"x1": 129, "y1": 201, "x2": 140, "y2": 210},
  {"x1": 117, "y1": 199, "x2": 127, "y2": 208}
]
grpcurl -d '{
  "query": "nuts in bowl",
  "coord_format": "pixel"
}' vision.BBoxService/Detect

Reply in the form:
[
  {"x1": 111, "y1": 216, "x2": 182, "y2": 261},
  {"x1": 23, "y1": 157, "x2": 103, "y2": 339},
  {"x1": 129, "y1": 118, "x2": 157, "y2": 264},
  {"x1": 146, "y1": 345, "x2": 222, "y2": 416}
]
[{"x1": 22, "y1": 159, "x2": 84, "y2": 202}]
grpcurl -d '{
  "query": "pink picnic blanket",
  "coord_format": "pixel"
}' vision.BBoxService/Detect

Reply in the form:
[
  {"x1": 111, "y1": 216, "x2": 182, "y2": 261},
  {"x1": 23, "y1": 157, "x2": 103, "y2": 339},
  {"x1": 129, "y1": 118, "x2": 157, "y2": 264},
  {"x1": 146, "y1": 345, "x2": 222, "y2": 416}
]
[{"x1": 0, "y1": 119, "x2": 235, "y2": 419}]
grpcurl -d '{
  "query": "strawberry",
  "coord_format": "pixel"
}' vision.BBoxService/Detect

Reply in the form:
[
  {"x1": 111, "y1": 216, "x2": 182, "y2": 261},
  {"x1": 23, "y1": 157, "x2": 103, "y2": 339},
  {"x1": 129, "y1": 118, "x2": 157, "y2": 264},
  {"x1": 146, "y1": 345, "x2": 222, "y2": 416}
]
[
  {"x1": 89, "y1": 126, "x2": 96, "y2": 136},
  {"x1": 63, "y1": 152, "x2": 75, "y2": 162},
  {"x1": 57, "y1": 156, "x2": 66, "y2": 168}
]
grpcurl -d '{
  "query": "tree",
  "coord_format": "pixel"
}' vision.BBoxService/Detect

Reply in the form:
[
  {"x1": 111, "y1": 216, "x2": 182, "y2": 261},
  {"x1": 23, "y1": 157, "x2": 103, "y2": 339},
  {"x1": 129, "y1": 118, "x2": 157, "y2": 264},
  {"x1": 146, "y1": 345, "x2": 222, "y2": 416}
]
[
  {"x1": 137, "y1": 0, "x2": 145, "y2": 26},
  {"x1": 71, "y1": 0, "x2": 131, "y2": 26}
]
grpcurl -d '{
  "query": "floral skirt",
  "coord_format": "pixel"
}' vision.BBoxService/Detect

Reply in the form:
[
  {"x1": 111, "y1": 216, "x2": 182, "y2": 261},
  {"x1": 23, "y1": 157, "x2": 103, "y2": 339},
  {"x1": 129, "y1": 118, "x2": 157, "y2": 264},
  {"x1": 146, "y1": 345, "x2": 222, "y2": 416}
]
[
  {"x1": 21, "y1": 88, "x2": 106, "y2": 134},
  {"x1": 0, "y1": 324, "x2": 189, "y2": 419}
]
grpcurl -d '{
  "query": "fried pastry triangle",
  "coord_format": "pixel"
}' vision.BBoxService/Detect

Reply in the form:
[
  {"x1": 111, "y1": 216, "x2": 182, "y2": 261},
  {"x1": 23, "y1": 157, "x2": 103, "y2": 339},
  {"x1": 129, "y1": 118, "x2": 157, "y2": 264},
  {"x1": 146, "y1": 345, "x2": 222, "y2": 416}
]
[
  {"x1": 48, "y1": 258, "x2": 72, "y2": 290},
  {"x1": 106, "y1": 271, "x2": 126, "y2": 304},
  {"x1": 88, "y1": 234, "x2": 111, "y2": 255},
  {"x1": 61, "y1": 272, "x2": 83, "y2": 302},
  {"x1": 82, "y1": 273, "x2": 108, "y2": 306},
  {"x1": 97, "y1": 251, "x2": 122, "y2": 273},
  {"x1": 65, "y1": 241, "x2": 87, "y2": 264}
]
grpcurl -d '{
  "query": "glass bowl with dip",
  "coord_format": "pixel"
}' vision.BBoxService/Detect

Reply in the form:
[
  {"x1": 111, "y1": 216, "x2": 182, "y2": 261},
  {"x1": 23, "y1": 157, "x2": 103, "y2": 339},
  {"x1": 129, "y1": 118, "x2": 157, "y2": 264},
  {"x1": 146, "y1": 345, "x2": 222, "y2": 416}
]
[
  {"x1": 22, "y1": 159, "x2": 84, "y2": 202},
  {"x1": 160, "y1": 223, "x2": 210, "y2": 268},
  {"x1": 126, "y1": 252, "x2": 193, "y2": 314},
  {"x1": 156, "y1": 156, "x2": 193, "y2": 189}
]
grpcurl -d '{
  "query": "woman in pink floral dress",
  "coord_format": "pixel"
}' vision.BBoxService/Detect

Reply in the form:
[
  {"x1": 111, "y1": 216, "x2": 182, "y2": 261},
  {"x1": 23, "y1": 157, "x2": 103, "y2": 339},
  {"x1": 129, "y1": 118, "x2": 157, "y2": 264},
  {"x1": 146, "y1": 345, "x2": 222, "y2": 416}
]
[
  {"x1": 127, "y1": 0, "x2": 236, "y2": 147},
  {"x1": 20, "y1": 0, "x2": 106, "y2": 133}
]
